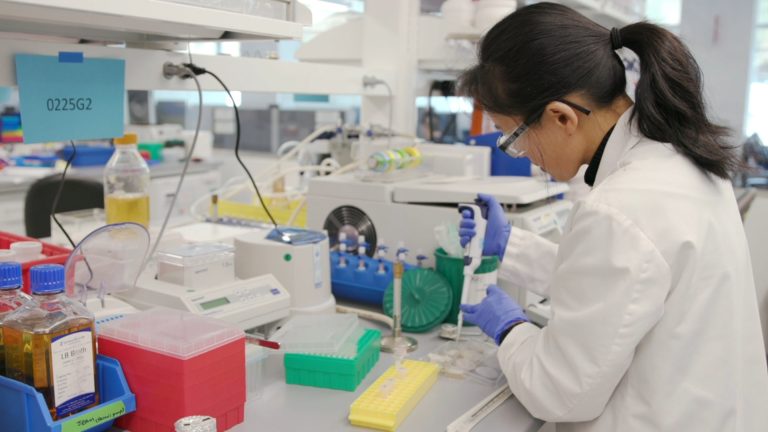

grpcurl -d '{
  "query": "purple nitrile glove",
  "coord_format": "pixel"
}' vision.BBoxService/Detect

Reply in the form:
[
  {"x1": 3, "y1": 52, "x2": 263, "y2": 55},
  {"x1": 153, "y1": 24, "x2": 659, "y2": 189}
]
[
  {"x1": 459, "y1": 193, "x2": 512, "y2": 261},
  {"x1": 460, "y1": 285, "x2": 528, "y2": 345}
]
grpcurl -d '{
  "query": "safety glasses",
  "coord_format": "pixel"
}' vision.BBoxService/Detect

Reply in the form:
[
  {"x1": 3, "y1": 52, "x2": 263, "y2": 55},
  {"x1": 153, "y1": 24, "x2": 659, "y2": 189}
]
[{"x1": 496, "y1": 99, "x2": 592, "y2": 158}]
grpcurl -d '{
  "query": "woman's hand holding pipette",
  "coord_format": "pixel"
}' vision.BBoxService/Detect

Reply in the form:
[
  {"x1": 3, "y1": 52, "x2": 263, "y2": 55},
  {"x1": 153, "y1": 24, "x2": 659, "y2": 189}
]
[{"x1": 460, "y1": 285, "x2": 528, "y2": 345}]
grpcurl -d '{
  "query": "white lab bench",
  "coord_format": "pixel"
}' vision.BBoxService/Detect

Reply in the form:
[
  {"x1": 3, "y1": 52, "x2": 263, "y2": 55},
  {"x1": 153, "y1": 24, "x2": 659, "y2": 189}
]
[
  {"x1": 234, "y1": 322, "x2": 543, "y2": 432},
  {"x1": 0, "y1": 160, "x2": 221, "y2": 235}
]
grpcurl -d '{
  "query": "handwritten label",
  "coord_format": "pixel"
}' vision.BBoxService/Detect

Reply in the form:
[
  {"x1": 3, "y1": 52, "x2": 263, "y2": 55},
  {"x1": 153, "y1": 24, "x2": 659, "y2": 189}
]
[
  {"x1": 61, "y1": 401, "x2": 127, "y2": 432},
  {"x1": 15, "y1": 53, "x2": 124, "y2": 143}
]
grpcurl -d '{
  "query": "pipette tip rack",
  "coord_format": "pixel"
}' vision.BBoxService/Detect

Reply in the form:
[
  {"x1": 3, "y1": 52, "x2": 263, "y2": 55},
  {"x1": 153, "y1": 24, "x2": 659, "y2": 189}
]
[{"x1": 348, "y1": 359, "x2": 439, "y2": 432}]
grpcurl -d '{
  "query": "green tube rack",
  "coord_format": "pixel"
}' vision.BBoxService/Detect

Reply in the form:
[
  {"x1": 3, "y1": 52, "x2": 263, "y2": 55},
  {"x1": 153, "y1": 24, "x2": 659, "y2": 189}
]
[{"x1": 284, "y1": 329, "x2": 381, "y2": 392}]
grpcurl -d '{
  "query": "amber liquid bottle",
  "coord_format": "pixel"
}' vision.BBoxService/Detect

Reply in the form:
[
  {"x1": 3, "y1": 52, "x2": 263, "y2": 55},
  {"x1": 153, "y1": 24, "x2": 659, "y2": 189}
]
[
  {"x1": 0, "y1": 262, "x2": 31, "y2": 375},
  {"x1": 3, "y1": 264, "x2": 99, "y2": 420}
]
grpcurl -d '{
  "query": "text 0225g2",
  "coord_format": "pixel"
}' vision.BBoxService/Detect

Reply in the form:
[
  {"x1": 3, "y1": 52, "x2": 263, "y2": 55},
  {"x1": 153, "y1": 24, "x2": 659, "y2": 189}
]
[{"x1": 46, "y1": 97, "x2": 93, "y2": 112}]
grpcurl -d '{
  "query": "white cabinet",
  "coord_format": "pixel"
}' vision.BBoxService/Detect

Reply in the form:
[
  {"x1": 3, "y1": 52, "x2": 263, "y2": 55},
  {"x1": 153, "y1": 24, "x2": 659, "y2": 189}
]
[{"x1": 0, "y1": 0, "x2": 302, "y2": 42}]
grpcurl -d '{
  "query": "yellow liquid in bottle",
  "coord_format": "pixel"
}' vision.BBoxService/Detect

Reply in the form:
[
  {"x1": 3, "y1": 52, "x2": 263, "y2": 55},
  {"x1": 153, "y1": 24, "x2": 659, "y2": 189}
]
[
  {"x1": 105, "y1": 193, "x2": 150, "y2": 228},
  {"x1": 3, "y1": 319, "x2": 99, "y2": 420},
  {"x1": 0, "y1": 327, "x2": 5, "y2": 376},
  {"x1": 0, "y1": 290, "x2": 29, "y2": 376}
]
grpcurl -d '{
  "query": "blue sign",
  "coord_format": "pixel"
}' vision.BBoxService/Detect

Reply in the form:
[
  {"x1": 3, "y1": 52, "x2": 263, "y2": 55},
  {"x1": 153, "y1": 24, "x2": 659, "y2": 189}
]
[{"x1": 15, "y1": 53, "x2": 125, "y2": 143}]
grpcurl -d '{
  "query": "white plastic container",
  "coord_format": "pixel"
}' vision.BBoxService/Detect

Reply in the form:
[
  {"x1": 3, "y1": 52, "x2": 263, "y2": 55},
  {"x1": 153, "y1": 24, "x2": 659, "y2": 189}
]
[
  {"x1": 9, "y1": 241, "x2": 44, "y2": 262},
  {"x1": 175, "y1": 416, "x2": 217, "y2": 432},
  {"x1": 156, "y1": 243, "x2": 235, "y2": 288},
  {"x1": 245, "y1": 344, "x2": 268, "y2": 398},
  {"x1": 50, "y1": 208, "x2": 106, "y2": 247}
]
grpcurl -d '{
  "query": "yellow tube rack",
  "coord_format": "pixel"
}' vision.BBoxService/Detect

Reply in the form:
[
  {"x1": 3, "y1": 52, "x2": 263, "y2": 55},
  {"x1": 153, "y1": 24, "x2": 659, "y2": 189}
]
[
  {"x1": 348, "y1": 360, "x2": 439, "y2": 431},
  {"x1": 213, "y1": 197, "x2": 307, "y2": 227}
]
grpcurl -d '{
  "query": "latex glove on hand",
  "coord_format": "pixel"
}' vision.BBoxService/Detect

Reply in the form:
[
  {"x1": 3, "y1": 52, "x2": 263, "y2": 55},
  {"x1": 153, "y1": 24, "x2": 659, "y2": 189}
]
[
  {"x1": 459, "y1": 193, "x2": 512, "y2": 261},
  {"x1": 460, "y1": 285, "x2": 528, "y2": 345}
]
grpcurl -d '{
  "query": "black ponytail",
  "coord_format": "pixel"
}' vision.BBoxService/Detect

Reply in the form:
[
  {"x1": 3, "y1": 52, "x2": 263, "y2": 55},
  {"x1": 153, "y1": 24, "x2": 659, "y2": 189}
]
[
  {"x1": 459, "y1": 2, "x2": 740, "y2": 179},
  {"x1": 619, "y1": 23, "x2": 737, "y2": 179}
]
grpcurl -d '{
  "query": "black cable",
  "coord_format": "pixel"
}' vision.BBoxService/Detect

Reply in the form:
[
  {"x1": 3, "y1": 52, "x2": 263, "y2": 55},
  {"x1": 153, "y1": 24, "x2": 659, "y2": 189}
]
[
  {"x1": 51, "y1": 141, "x2": 95, "y2": 297},
  {"x1": 199, "y1": 68, "x2": 282, "y2": 231},
  {"x1": 51, "y1": 141, "x2": 76, "y2": 248}
]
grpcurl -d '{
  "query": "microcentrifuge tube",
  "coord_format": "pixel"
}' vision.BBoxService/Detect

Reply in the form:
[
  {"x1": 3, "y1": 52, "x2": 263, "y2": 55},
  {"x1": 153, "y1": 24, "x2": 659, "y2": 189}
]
[
  {"x1": 416, "y1": 250, "x2": 427, "y2": 268},
  {"x1": 394, "y1": 343, "x2": 408, "y2": 376},
  {"x1": 357, "y1": 245, "x2": 367, "y2": 270},
  {"x1": 357, "y1": 235, "x2": 366, "y2": 255},
  {"x1": 379, "y1": 378, "x2": 396, "y2": 398},
  {"x1": 338, "y1": 233, "x2": 348, "y2": 268},
  {"x1": 395, "y1": 241, "x2": 408, "y2": 263},
  {"x1": 376, "y1": 241, "x2": 388, "y2": 274}
]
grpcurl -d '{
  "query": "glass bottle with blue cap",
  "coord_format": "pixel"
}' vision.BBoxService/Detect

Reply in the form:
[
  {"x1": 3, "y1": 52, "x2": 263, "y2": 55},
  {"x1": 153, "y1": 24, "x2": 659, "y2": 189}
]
[
  {"x1": 2, "y1": 264, "x2": 99, "y2": 420},
  {"x1": 0, "y1": 262, "x2": 31, "y2": 376}
]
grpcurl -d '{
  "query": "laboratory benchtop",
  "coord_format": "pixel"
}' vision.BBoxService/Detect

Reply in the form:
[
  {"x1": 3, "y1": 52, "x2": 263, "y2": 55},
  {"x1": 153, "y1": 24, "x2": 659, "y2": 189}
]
[
  {"x1": 231, "y1": 321, "x2": 542, "y2": 432},
  {"x1": 0, "y1": 160, "x2": 221, "y2": 195}
]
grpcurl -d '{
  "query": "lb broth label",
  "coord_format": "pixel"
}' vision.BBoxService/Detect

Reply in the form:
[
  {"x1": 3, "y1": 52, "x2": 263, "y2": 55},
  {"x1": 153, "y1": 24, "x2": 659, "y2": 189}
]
[{"x1": 51, "y1": 329, "x2": 96, "y2": 418}]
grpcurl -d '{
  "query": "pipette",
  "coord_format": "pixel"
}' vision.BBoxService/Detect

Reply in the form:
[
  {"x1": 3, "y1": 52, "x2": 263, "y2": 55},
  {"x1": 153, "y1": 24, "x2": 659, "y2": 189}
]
[
  {"x1": 446, "y1": 385, "x2": 513, "y2": 432},
  {"x1": 456, "y1": 204, "x2": 486, "y2": 341}
]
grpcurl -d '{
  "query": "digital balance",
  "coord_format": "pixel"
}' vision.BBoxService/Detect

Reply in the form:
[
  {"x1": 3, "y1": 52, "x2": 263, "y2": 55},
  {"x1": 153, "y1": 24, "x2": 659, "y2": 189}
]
[{"x1": 118, "y1": 270, "x2": 291, "y2": 331}]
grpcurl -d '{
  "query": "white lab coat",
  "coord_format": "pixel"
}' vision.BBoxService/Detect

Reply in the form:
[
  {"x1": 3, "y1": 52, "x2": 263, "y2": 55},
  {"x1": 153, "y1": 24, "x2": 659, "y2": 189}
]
[{"x1": 498, "y1": 108, "x2": 768, "y2": 431}]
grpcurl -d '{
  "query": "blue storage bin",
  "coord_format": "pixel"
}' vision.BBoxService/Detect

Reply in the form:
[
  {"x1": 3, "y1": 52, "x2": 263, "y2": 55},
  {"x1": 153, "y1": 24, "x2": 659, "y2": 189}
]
[
  {"x1": 12, "y1": 154, "x2": 59, "y2": 167},
  {"x1": 330, "y1": 252, "x2": 414, "y2": 305},
  {"x1": 0, "y1": 355, "x2": 136, "y2": 432},
  {"x1": 470, "y1": 132, "x2": 532, "y2": 176},
  {"x1": 58, "y1": 145, "x2": 115, "y2": 167}
]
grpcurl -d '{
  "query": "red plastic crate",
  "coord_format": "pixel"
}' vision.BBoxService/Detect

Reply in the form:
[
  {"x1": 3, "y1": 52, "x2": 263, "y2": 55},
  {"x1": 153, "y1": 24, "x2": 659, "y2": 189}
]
[
  {"x1": 98, "y1": 335, "x2": 246, "y2": 432},
  {"x1": 0, "y1": 231, "x2": 71, "y2": 294}
]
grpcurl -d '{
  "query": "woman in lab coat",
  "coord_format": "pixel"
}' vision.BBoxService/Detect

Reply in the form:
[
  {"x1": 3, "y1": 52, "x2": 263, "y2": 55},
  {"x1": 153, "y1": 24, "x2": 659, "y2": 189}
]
[{"x1": 457, "y1": 3, "x2": 768, "y2": 431}]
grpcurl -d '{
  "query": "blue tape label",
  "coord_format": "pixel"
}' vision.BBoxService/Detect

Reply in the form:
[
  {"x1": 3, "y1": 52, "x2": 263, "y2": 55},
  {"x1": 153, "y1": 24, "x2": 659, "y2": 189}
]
[{"x1": 58, "y1": 52, "x2": 84, "y2": 63}]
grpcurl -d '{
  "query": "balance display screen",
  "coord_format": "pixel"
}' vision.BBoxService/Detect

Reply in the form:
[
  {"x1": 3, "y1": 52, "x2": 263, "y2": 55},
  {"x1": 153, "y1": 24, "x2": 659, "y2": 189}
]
[{"x1": 200, "y1": 297, "x2": 231, "y2": 310}]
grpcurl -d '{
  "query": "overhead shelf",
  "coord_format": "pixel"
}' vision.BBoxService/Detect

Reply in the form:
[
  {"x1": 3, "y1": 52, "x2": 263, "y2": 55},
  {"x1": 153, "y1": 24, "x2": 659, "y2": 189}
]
[
  {"x1": 295, "y1": 15, "x2": 479, "y2": 73},
  {"x1": 294, "y1": 0, "x2": 643, "y2": 75},
  {"x1": 0, "y1": 37, "x2": 389, "y2": 96},
  {"x1": 0, "y1": 0, "x2": 304, "y2": 43}
]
